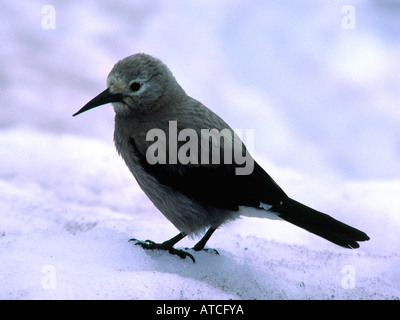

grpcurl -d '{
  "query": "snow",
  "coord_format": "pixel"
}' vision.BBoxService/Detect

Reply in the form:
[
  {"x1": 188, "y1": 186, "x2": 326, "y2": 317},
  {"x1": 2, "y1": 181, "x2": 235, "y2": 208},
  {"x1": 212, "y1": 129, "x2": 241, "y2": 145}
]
[{"x1": 1, "y1": 1, "x2": 399, "y2": 300}]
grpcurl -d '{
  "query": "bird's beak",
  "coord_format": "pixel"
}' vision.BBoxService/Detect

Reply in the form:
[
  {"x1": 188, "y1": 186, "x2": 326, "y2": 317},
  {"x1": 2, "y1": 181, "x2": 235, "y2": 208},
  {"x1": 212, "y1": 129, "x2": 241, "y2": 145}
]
[{"x1": 73, "y1": 88, "x2": 124, "y2": 117}]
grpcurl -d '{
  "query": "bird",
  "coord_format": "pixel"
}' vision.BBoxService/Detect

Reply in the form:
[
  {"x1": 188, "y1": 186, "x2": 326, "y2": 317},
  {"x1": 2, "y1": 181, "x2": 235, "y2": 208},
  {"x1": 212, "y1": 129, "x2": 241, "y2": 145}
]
[{"x1": 73, "y1": 53, "x2": 369, "y2": 262}]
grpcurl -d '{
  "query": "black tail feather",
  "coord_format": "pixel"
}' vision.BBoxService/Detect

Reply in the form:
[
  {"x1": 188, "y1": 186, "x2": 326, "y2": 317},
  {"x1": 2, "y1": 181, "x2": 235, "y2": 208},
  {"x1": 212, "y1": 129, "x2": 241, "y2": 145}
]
[{"x1": 271, "y1": 198, "x2": 370, "y2": 248}]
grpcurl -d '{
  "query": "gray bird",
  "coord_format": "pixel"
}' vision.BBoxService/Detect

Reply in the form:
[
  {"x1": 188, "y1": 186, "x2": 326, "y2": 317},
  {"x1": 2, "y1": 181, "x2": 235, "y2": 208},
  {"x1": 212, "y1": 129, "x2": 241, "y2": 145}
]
[{"x1": 73, "y1": 53, "x2": 369, "y2": 262}]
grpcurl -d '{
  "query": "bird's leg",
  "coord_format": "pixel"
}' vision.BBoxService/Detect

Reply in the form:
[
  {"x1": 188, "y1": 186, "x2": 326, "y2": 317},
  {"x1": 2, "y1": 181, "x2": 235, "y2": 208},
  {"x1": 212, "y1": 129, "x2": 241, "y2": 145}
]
[
  {"x1": 129, "y1": 232, "x2": 195, "y2": 262},
  {"x1": 192, "y1": 227, "x2": 219, "y2": 254}
]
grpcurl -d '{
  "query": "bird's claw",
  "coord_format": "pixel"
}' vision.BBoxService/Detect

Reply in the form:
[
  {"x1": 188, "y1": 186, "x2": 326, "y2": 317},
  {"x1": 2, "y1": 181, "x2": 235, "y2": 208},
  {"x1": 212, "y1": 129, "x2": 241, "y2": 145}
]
[
  {"x1": 202, "y1": 248, "x2": 219, "y2": 255},
  {"x1": 129, "y1": 238, "x2": 195, "y2": 263},
  {"x1": 167, "y1": 247, "x2": 195, "y2": 263}
]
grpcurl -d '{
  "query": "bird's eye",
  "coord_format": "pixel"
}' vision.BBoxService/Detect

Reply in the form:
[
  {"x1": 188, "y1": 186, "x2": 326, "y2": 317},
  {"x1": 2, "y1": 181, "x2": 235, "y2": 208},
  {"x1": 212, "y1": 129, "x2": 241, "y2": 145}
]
[{"x1": 130, "y1": 82, "x2": 141, "y2": 92}]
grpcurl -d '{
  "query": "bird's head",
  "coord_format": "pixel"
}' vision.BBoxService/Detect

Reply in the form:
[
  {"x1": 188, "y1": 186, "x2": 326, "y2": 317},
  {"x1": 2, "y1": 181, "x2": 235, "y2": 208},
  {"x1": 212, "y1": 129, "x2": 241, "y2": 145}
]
[{"x1": 73, "y1": 53, "x2": 183, "y2": 117}]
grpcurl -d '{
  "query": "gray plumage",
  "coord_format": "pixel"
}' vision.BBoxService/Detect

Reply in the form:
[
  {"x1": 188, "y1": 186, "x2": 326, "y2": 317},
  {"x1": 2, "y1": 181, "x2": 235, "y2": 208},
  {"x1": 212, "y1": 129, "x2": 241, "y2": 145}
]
[
  {"x1": 73, "y1": 53, "x2": 369, "y2": 262},
  {"x1": 110, "y1": 55, "x2": 236, "y2": 235}
]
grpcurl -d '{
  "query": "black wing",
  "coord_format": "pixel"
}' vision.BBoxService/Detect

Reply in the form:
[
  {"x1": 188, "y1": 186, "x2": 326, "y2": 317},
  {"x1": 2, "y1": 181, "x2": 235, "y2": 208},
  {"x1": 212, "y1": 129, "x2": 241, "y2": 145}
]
[{"x1": 130, "y1": 138, "x2": 287, "y2": 211}]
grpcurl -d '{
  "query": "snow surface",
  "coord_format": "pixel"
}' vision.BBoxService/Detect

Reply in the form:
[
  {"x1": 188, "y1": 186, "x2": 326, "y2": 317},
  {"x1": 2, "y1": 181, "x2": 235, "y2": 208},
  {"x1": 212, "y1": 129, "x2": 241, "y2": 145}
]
[{"x1": 1, "y1": 0, "x2": 400, "y2": 299}]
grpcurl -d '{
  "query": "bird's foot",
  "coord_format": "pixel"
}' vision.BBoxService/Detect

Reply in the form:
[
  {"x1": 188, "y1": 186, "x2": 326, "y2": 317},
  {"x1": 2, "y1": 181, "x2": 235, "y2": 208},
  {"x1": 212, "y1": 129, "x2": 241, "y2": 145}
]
[
  {"x1": 129, "y1": 238, "x2": 195, "y2": 263},
  {"x1": 203, "y1": 248, "x2": 219, "y2": 255}
]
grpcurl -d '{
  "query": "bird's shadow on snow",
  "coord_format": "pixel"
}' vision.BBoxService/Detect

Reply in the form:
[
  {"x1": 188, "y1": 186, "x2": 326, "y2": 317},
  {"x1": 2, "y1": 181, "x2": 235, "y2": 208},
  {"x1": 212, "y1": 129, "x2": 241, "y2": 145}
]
[{"x1": 125, "y1": 237, "x2": 287, "y2": 299}]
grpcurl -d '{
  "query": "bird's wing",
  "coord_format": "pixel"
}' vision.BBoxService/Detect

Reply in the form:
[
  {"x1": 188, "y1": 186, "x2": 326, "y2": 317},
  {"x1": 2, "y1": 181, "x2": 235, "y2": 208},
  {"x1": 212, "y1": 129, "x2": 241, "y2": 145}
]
[{"x1": 129, "y1": 137, "x2": 287, "y2": 211}]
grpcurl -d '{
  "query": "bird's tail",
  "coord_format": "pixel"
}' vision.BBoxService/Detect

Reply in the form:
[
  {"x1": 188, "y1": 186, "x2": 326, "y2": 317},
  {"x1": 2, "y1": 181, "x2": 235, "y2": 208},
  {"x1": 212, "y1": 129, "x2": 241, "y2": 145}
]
[{"x1": 271, "y1": 198, "x2": 370, "y2": 248}]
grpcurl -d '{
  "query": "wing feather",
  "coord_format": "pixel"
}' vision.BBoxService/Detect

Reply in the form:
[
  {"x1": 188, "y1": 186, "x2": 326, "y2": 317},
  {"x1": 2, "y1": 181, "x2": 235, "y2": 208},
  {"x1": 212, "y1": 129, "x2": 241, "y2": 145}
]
[{"x1": 130, "y1": 137, "x2": 287, "y2": 211}]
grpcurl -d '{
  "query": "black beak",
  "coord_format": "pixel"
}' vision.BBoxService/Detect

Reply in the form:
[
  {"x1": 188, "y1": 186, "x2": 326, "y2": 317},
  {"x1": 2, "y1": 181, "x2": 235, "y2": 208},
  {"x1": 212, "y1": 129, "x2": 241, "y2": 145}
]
[{"x1": 73, "y1": 88, "x2": 124, "y2": 117}]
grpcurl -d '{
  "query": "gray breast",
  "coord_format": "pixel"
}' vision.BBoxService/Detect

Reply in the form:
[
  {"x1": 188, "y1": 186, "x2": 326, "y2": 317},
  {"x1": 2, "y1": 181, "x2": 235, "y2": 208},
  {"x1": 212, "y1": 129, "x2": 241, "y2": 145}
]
[{"x1": 113, "y1": 116, "x2": 238, "y2": 235}]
